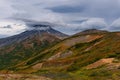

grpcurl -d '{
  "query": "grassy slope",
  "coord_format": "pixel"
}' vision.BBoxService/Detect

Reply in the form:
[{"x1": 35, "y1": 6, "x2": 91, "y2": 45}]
[
  {"x1": 0, "y1": 31, "x2": 120, "y2": 80},
  {"x1": 0, "y1": 33, "x2": 60, "y2": 70},
  {"x1": 27, "y1": 33, "x2": 120, "y2": 80}
]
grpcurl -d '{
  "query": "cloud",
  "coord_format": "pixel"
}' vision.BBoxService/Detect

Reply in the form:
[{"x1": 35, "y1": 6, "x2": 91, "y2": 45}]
[
  {"x1": 9, "y1": 0, "x2": 64, "y2": 24},
  {"x1": 0, "y1": 0, "x2": 119, "y2": 22},
  {"x1": 0, "y1": 0, "x2": 16, "y2": 20},
  {"x1": 0, "y1": 0, "x2": 119, "y2": 23},
  {"x1": 0, "y1": 0, "x2": 120, "y2": 37},
  {"x1": 48, "y1": 5, "x2": 86, "y2": 13},
  {"x1": 53, "y1": 18, "x2": 108, "y2": 35},
  {"x1": 78, "y1": 18, "x2": 108, "y2": 30},
  {"x1": 0, "y1": 21, "x2": 26, "y2": 37},
  {"x1": 0, "y1": 25, "x2": 12, "y2": 29},
  {"x1": 46, "y1": 0, "x2": 120, "y2": 22},
  {"x1": 108, "y1": 18, "x2": 120, "y2": 31},
  {"x1": 74, "y1": 18, "x2": 107, "y2": 33},
  {"x1": 7, "y1": 0, "x2": 120, "y2": 23}
]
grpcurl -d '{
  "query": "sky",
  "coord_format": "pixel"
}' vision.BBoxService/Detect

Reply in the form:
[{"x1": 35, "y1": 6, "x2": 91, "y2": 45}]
[{"x1": 1, "y1": 0, "x2": 120, "y2": 38}]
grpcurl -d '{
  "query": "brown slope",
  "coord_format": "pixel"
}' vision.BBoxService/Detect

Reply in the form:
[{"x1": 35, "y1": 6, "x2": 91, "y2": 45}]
[
  {"x1": 0, "y1": 30, "x2": 63, "y2": 70},
  {"x1": 25, "y1": 31, "x2": 120, "y2": 71},
  {"x1": 8, "y1": 30, "x2": 120, "y2": 80},
  {"x1": 11, "y1": 29, "x2": 109, "y2": 72}
]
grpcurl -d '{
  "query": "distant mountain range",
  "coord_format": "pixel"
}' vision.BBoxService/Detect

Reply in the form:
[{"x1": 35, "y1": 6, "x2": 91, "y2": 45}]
[{"x1": 0, "y1": 23, "x2": 119, "y2": 80}]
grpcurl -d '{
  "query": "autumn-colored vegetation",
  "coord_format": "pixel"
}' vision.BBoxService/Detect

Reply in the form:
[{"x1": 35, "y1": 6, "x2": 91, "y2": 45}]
[{"x1": 0, "y1": 30, "x2": 120, "y2": 80}]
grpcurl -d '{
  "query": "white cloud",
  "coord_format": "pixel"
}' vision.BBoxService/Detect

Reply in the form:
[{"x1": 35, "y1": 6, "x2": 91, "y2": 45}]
[
  {"x1": 54, "y1": 18, "x2": 108, "y2": 34},
  {"x1": 0, "y1": 21, "x2": 26, "y2": 37},
  {"x1": 108, "y1": 18, "x2": 120, "y2": 31},
  {"x1": 0, "y1": 0, "x2": 16, "y2": 20},
  {"x1": 79, "y1": 18, "x2": 108, "y2": 30},
  {"x1": 0, "y1": 0, "x2": 120, "y2": 37}
]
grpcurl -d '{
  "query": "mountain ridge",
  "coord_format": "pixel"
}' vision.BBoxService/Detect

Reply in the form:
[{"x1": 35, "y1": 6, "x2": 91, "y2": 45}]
[
  {"x1": 0, "y1": 25, "x2": 67, "y2": 47},
  {"x1": 0, "y1": 28, "x2": 120, "y2": 80}
]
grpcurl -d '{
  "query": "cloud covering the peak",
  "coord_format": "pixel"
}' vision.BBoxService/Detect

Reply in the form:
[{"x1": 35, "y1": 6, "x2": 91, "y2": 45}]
[{"x1": 0, "y1": 0, "x2": 120, "y2": 37}]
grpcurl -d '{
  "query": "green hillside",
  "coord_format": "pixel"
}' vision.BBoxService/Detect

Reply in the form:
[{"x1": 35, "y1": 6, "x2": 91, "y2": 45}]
[{"x1": 0, "y1": 30, "x2": 120, "y2": 80}]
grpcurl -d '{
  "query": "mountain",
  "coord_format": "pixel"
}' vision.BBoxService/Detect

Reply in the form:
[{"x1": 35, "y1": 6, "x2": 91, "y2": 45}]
[
  {"x1": 0, "y1": 24, "x2": 67, "y2": 47},
  {"x1": 0, "y1": 29, "x2": 120, "y2": 80},
  {"x1": 0, "y1": 24, "x2": 68, "y2": 70},
  {"x1": 8, "y1": 29, "x2": 119, "y2": 80},
  {"x1": 75, "y1": 29, "x2": 108, "y2": 35}
]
